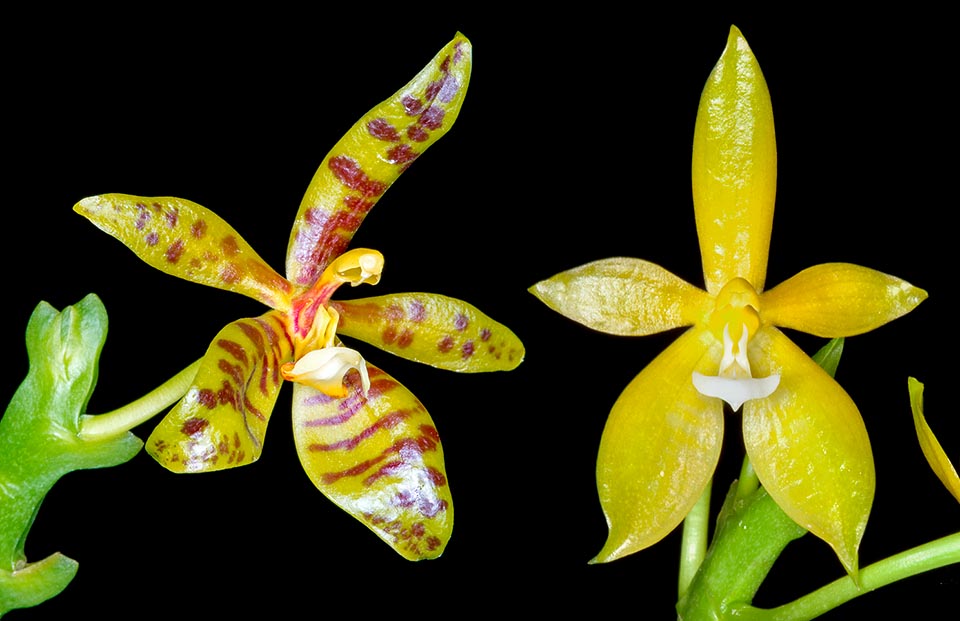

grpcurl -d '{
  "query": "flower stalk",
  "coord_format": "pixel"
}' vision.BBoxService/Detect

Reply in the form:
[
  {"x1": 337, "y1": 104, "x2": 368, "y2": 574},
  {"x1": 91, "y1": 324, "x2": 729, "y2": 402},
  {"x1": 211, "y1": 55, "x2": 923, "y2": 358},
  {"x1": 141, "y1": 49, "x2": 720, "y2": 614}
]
[{"x1": 79, "y1": 360, "x2": 200, "y2": 440}]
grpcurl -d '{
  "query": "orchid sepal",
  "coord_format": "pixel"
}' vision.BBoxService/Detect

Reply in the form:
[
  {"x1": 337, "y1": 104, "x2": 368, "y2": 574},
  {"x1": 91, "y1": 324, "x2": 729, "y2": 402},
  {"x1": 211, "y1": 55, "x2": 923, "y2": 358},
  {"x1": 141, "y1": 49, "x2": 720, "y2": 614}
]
[
  {"x1": 692, "y1": 26, "x2": 776, "y2": 295},
  {"x1": 285, "y1": 33, "x2": 472, "y2": 287},
  {"x1": 331, "y1": 293, "x2": 524, "y2": 372},
  {"x1": 291, "y1": 364, "x2": 451, "y2": 560},
  {"x1": 745, "y1": 327, "x2": 874, "y2": 579},
  {"x1": 147, "y1": 311, "x2": 294, "y2": 473},
  {"x1": 593, "y1": 326, "x2": 724, "y2": 563}
]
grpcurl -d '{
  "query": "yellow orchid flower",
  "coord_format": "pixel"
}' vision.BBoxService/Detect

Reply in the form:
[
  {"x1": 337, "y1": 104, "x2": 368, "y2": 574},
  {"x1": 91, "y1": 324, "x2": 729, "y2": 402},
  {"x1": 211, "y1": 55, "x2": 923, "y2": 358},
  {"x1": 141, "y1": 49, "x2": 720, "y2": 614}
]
[
  {"x1": 530, "y1": 26, "x2": 925, "y2": 577},
  {"x1": 75, "y1": 32, "x2": 524, "y2": 561}
]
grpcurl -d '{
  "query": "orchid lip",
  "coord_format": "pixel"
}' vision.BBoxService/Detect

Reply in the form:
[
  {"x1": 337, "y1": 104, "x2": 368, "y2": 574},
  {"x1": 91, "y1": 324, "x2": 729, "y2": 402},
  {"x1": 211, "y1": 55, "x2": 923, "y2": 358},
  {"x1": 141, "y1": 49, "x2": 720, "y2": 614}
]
[
  {"x1": 281, "y1": 346, "x2": 371, "y2": 398},
  {"x1": 692, "y1": 371, "x2": 780, "y2": 411}
]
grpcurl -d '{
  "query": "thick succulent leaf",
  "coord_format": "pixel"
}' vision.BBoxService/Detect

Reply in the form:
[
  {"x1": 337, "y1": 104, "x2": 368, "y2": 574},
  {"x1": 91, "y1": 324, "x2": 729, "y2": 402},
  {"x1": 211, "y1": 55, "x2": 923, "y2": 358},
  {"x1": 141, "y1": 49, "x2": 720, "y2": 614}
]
[
  {"x1": 594, "y1": 326, "x2": 724, "y2": 563},
  {"x1": 692, "y1": 26, "x2": 777, "y2": 295},
  {"x1": 286, "y1": 33, "x2": 472, "y2": 287},
  {"x1": 0, "y1": 294, "x2": 140, "y2": 608},
  {"x1": 908, "y1": 377, "x2": 960, "y2": 503},
  {"x1": 331, "y1": 293, "x2": 523, "y2": 372},
  {"x1": 291, "y1": 364, "x2": 451, "y2": 560},
  {"x1": 529, "y1": 257, "x2": 711, "y2": 336},
  {"x1": 761, "y1": 263, "x2": 927, "y2": 337},
  {"x1": 0, "y1": 553, "x2": 78, "y2": 616},
  {"x1": 745, "y1": 326, "x2": 874, "y2": 578},
  {"x1": 75, "y1": 194, "x2": 293, "y2": 310},
  {"x1": 147, "y1": 311, "x2": 294, "y2": 472}
]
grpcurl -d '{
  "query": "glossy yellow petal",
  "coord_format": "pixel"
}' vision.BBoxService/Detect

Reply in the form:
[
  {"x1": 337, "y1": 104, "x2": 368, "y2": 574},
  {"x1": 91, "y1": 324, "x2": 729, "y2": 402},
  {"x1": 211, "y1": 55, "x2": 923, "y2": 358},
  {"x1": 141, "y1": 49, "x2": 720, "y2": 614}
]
[
  {"x1": 908, "y1": 377, "x2": 960, "y2": 503},
  {"x1": 75, "y1": 194, "x2": 293, "y2": 310},
  {"x1": 692, "y1": 26, "x2": 776, "y2": 295},
  {"x1": 331, "y1": 293, "x2": 524, "y2": 372},
  {"x1": 594, "y1": 326, "x2": 724, "y2": 562},
  {"x1": 745, "y1": 326, "x2": 874, "y2": 578},
  {"x1": 147, "y1": 311, "x2": 294, "y2": 472},
  {"x1": 761, "y1": 263, "x2": 927, "y2": 337},
  {"x1": 529, "y1": 258, "x2": 711, "y2": 336},
  {"x1": 285, "y1": 33, "x2": 472, "y2": 287},
  {"x1": 291, "y1": 364, "x2": 452, "y2": 560}
]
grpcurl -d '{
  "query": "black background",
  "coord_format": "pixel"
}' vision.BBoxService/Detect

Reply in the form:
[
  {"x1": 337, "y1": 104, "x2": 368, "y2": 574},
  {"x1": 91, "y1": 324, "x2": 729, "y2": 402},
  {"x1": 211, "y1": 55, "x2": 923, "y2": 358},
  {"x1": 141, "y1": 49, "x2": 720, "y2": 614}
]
[{"x1": 4, "y1": 8, "x2": 957, "y2": 619}]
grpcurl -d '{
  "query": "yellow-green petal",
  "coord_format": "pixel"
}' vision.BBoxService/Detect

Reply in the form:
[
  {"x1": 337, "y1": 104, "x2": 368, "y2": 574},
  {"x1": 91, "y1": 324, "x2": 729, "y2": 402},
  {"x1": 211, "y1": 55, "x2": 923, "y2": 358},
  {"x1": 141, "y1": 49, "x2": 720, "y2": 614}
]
[
  {"x1": 692, "y1": 26, "x2": 776, "y2": 295},
  {"x1": 75, "y1": 194, "x2": 293, "y2": 310},
  {"x1": 745, "y1": 326, "x2": 874, "y2": 578},
  {"x1": 529, "y1": 258, "x2": 711, "y2": 336},
  {"x1": 761, "y1": 262, "x2": 927, "y2": 337},
  {"x1": 291, "y1": 365, "x2": 452, "y2": 560},
  {"x1": 594, "y1": 326, "x2": 723, "y2": 563},
  {"x1": 331, "y1": 293, "x2": 523, "y2": 372},
  {"x1": 285, "y1": 33, "x2": 472, "y2": 287},
  {"x1": 908, "y1": 377, "x2": 960, "y2": 503},
  {"x1": 147, "y1": 311, "x2": 294, "y2": 472}
]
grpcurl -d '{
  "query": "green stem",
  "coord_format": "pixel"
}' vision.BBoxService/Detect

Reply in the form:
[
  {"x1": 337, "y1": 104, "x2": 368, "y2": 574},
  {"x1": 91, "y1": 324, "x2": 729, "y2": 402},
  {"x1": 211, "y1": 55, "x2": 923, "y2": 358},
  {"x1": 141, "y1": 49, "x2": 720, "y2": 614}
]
[
  {"x1": 734, "y1": 531, "x2": 960, "y2": 621},
  {"x1": 679, "y1": 480, "x2": 712, "y2": 598},
  {"x1": 736, "y1": 457, "x2": 759, "y2": 500},
  {"x1": 78, "y1": 360, "x2": 200, "y2": 439}
]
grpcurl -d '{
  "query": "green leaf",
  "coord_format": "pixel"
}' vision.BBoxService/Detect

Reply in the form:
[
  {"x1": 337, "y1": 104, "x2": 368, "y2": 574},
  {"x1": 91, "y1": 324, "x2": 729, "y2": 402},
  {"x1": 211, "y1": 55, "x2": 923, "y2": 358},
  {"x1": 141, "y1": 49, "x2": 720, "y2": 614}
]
[
  {"x1": 0, "y1": 294, "x2": 142, "y2": 614},
  {"x1": 811, "y1": 337, "x2": 844, "y2": 379}
]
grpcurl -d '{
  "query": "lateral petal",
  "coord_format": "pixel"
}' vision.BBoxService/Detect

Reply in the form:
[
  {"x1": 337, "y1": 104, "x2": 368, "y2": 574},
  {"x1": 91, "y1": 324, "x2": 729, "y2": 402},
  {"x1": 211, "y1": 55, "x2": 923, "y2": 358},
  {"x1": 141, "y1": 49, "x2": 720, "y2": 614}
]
[
  {"x1": 331, "y1": 293, "x2": 524, "y2": 372},
  {"x1": 692, "y1": 26, "x2": 777, "y2": 295},
  {"x1": 761, "y1": 263, "x2": 927, "y2": 337},
  {"x1": 291, "y1": 365, "x2": 452, "y2": 560},
  {"x1": 594, "y1": 326, "x2": 724, "y2": 562},
  {"x1": 744, "y1": 326, "x2": 874, "y2": 578},
  {"x1": 146, "y1": 311, "x2": 294, "y2": 472},
  {"x1": 529, "y1": 257, "x2": 711, "y2": 336},
  {"x1": 908, "y1": 377, "x2": 960, "y2": 503},
  {"x1": 75, "y1": 194, "x2": 293, "y2": 310},
  {"x1": 285, "y1": 33, "x2": 472, "y2": 287}
]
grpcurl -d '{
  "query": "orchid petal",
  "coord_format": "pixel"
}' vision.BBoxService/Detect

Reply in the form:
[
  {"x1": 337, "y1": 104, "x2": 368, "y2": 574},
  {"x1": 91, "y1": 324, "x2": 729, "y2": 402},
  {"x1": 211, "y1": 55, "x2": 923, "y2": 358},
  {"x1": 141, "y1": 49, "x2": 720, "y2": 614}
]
[
  {"x1": 75, "y1": 194, "x2": 293, "y2": 310},
  {"x1": 147, "y1": 311, "x2": 294, "y2": 472},
  {"x1": 291, "y1": 364, "x2": 451, "y2": 560},
  {"x1": 761, "y1": 263, "x2": 927, "y2": 337},
  {"x1": 692, "y1": 26, "x2": 776, "y2": 295},
  {"x1": 594, "y1": 327, "x2": 724, "y2": 563},
  {"x1": 745, "y1": 326, "x2": 874, "y2": 578},
  {"x1": 529, "y1": 258, "x2": 711, "y2": 336},
  {"x1": 331, "y1": 293, "x2": 523, "y2": 372},
  {"x1": 908, "y1": 377, "x2": 960, "y2": 503},
  {"x1": 285, "y1": 33, "x2": 472, "y2": 287}
]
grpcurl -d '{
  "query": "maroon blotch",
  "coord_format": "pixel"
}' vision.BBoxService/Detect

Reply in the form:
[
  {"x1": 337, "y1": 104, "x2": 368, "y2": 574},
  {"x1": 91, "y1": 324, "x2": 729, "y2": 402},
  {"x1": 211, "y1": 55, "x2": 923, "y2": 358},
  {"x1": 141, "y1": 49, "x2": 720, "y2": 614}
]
[
  {"x1": 437, "y1": 336, "x2": 454, "y2": 353},
  {"x1": 407, "y1": 125, "x2": 428, "y2": 142},
  {"x1": 165, "y1": 239, "x2": 185, "y2": 263},
  {"x1": 367, "y1": 118, "x2": 400, "y2": 142},
  {"x1": 191, "y1": 219, "x2": 208, "y2": 239},
  {"x1": 420, "y1": 106, "x2": 444, "y2": 130},
  {"x1": 401, "y1": 95, "x2": 424, "y2": 115},
  {"x1": 180, "y1": 417, "x2": 209, "y2": 436}
]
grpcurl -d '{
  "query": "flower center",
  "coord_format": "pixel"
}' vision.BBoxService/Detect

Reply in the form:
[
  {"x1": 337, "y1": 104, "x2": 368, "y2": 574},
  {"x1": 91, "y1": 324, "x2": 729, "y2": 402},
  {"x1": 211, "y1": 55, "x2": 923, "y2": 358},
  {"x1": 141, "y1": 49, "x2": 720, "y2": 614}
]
[
  {"x1": 282, "y1": 248, "x2": 384, "y2": 398},
  {"x1": 692, "y1": 278, "x2": 779, "y2": 410}
]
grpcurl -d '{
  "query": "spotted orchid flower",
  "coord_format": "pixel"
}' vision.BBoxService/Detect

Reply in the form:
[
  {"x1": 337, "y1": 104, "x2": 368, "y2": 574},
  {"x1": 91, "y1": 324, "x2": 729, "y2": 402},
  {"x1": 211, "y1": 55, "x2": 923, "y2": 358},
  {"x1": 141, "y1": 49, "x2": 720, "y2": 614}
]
[
  {"x1": 530, "y1": 27, "x2": 925, "y2": 576},
  {"x1": 75, "y1": 33, "x2": 524, "y2": 560}
]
